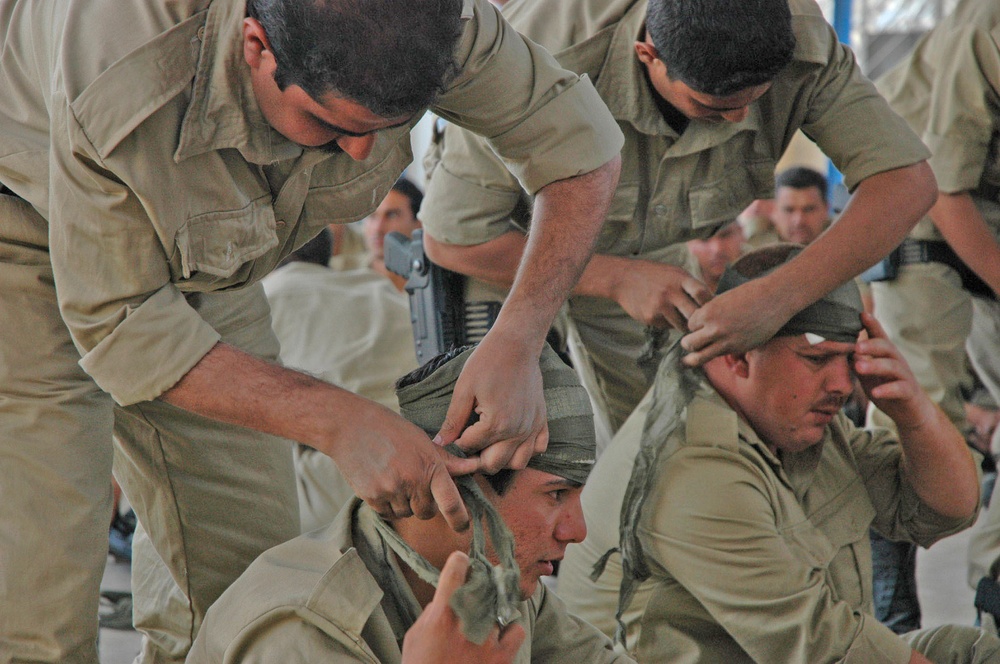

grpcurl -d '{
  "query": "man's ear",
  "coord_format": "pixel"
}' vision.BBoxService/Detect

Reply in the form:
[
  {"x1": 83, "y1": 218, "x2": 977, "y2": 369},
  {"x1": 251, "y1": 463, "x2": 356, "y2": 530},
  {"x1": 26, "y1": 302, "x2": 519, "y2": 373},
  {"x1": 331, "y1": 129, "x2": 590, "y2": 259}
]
[
  {"x1": 242, "y1": 17, "x2": 273, "y2": 70},
  {"x1": 722, "y1": 352, "x2": 751, "y2": 379},
  {"x1": 634, "y1": 39, "x2": 659, "y2": 67}
]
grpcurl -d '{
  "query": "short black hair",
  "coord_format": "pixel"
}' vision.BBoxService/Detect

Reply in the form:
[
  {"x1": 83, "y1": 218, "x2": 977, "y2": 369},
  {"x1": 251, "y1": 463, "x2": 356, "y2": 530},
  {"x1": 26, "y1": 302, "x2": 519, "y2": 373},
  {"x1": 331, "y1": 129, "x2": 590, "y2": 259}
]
[
  {"x1": 775, "y1": 166, "x2": 828, "y2": 200},
  {"x1": 392, "y1": 178, "x2": 424, "y2": 217},
  {"x1": 280, "y1": 227, "x2": 332, "y2": 267},
  {"x1": 246, "y1": 0, "x2": 464, "y2": 117},
  {"x1": 645, "y1": 0, "x2": 795, "y2": 96}
]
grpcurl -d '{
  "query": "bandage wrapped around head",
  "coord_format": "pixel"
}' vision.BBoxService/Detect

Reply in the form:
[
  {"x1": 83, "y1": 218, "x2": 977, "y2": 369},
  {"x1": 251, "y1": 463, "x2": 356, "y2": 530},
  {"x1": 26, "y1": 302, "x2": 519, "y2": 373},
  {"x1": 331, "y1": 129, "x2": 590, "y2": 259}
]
[
  {"x1": 396, "y1": 344, "x2": 597, "y2": 484},
  {"x1": 372, "y1": 343, "x2": 595, "y2": 644},
  {"x1": 715, "y1": 243, "x2": 864, "y2": 343}
]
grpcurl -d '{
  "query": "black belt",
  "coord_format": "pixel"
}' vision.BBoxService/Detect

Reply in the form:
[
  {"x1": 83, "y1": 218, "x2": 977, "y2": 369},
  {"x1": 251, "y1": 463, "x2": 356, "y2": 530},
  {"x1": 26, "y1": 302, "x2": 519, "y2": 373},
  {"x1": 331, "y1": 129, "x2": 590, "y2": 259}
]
[{"x1": 862, "y1": 238, "x2": 995, "y2": 300}]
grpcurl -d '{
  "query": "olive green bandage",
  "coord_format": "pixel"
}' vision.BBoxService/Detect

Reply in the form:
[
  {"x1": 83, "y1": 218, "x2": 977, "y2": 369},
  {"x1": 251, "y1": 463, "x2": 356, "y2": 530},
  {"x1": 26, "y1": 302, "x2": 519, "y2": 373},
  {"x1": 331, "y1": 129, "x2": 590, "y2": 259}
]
[
  {"x1": 715, "y1": 245, "x2": 864, "y2": 343},
  {"x1": 380, "y1": 343, "x2": 596, "y2": 643},
  {"x1": 396, "y1": 345, "x2": 597, "y2": 484}
]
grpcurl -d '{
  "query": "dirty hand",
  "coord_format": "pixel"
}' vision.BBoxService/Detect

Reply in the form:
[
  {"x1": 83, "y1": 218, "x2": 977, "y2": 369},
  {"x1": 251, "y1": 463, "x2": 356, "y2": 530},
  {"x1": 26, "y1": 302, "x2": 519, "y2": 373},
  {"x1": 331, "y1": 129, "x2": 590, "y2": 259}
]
[
  {"x1": 402, "y1": 551, "x2": 526, "y2": 664},
  {"x1": 434, "y1": 333, "x2": 548, "y2": 474},
  {"x1": 681, "y1": 276, "x2": 787, "y2": 366}
]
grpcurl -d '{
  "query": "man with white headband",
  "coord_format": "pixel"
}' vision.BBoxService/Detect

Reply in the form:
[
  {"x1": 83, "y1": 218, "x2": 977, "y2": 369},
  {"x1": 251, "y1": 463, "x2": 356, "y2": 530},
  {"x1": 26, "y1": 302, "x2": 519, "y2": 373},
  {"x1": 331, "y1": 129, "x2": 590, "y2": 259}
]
[{"x1": 559, "y1": 243, "x2": 999, "y2": 662}]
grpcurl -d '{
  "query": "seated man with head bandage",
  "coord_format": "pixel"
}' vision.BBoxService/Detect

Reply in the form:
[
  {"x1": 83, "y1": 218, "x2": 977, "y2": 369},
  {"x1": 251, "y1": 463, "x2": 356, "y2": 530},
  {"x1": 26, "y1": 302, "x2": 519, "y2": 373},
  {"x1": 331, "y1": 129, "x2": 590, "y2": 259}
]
[
  {"x1": 563, "y1": 244, "x2": 1000, "y2": 663},
  {"x1": 187, "y1": 344, "x2": 634, "y2": 664}
]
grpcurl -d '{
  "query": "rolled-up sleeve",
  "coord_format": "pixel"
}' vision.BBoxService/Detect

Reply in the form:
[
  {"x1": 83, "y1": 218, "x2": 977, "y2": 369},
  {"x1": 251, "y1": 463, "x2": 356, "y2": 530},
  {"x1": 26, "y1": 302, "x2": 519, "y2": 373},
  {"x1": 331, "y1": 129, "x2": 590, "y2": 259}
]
[
  {"x1": 420, "y1": 123, "x2": 525, "y2": 246},
  {"x1": 48, "y1": 102, "x2": 219, "y2": 406},
  {"x1": 920, "y1": 25, "x2": 1000, "y2": 193},
  {"x1": 854, "y1": 425, "x2": 979, "y2": 547},
  {"x1": 787, "y1": 9, "x2": 929, "y2": 192},
  {"x1": 430, "y1": 0, "x2": 622, "y2": 196}
]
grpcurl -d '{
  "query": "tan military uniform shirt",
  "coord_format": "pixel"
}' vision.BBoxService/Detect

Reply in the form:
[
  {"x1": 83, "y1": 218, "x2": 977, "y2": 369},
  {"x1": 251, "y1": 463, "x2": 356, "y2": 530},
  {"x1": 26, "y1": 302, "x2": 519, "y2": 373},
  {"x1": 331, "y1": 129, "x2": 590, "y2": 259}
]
[
  {"x1": 878, "y1": 0, "x2": 1000, "y2": 241},
  {"x1": 630, "y1": 380, "x2": 974, "y2": 663},
  {"x1": 187, "y1": 498, "x2": 634, "y2": 663},
  {"x1": 0, "y1": 0, "x2": 622, "y2": 407},
  {"x1": 420, "y1": 0, "x2": 930, "y2": 428}
]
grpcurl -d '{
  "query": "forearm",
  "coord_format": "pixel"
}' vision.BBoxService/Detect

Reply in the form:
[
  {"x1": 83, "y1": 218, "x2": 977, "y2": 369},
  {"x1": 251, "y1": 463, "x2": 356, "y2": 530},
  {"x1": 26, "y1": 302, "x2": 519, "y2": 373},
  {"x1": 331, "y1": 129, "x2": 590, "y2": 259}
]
[
  {"x1": 572, "y1": 253, "x2": 634, "y2": 300},
  {"x1": 160, "y1": 342, "x2": 377, "y2": 457},
  {"x1": 755, "y1": 162, "x2": 936, "y2": 320},
  {"x1": 487, "y1": 155, "x2": 621, "y2": 348},
  {"x1": 928, "y1": 191, "x2": 1000, "y2": 294},
  {"x1": 895, "y1": 398, "x2": 979, "y2": 519},
  {"x1": 424, "y1": 230, "x2": 525, "y2": 288}
]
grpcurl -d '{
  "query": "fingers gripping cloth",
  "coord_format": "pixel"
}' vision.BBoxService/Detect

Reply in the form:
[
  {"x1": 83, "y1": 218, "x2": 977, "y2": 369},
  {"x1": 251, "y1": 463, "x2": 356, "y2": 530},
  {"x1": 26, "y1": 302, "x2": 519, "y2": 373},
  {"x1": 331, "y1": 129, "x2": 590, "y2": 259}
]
[
  {"x1": 716, "y1": 244, "x2": 864, "y2": 344},
  {"x1": 381, "y1": 344, "x2": 596, "y2": 643},
  {"x1": 371, "y1": 470, "x2": 522, "y2": 643}
]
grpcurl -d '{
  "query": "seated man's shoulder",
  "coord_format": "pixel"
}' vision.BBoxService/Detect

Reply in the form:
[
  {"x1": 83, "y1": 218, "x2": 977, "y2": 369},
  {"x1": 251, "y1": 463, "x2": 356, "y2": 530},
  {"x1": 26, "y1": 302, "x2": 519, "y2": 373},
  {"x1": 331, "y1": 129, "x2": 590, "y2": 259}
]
[
  {"x1": 192, "y1": 505, "x2": 385, "y2": 661},
  {"x1": 643, "y1": 393, "x2": 782, "y2": 520},
  {"x1": 684, "y1": 394, "x2": 742, "y2": 449}
]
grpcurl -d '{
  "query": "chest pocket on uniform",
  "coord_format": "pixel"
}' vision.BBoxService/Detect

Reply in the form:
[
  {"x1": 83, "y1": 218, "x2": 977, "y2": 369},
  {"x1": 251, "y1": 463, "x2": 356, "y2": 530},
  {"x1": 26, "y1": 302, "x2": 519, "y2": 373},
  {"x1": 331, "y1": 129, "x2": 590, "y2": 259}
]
[
  {"x1": 782, "y1": 479, "x2": 875, "y2": 606},
  {"x1": 175, "y1": 196, "x2": 278, "y2": 280},
  {"x1": 687, "y1": 158, "x2": 775, "y2": 231}
]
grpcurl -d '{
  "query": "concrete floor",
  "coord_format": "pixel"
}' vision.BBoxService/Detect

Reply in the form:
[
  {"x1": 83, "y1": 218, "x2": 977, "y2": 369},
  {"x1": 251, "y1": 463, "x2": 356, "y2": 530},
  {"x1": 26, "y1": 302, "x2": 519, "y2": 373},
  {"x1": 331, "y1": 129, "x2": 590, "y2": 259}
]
[
  {"x1": 98, "y1": 515, "x2": 985, "y2": 663},
  {"x1": 99, "y1": 556, "x2": 142, "y2": 664}
]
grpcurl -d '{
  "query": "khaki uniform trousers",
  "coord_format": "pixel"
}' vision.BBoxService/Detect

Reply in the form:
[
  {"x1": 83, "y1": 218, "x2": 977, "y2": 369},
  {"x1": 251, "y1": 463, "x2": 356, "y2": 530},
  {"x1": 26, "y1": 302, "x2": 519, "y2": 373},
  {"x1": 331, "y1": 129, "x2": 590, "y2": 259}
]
[
  {"x1": 903, "y1": 623, "x2": 1000, "y2": 662},
  {"x1": 0, "y1": 195, "x2": 298, "y2": 664},
  {"x1": 567, "y1": 296, "x2": 649, "y2": 434},
  {"x1": 869, "y1": 261, "x2": 982, "y2": 430},
  {"x1": 293, "y1": 446, "x2": 355, "y2": 534},
  {"x1": 968, "y1": 297, "x2": 1000, "y2": 455}
]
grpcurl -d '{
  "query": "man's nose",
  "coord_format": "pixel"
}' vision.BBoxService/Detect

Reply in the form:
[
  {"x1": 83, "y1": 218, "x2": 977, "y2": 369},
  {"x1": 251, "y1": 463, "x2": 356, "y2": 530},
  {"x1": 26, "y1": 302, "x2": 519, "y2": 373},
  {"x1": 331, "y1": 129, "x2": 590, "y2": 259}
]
[
  {"x1": 556, "y1": 498, "x2": 588, "y2": 545},
  {"x1": 826, "y1": 357, "x2": 854, "y2": 395},
  {"x1": 337, "y1": 134, "x2": 376, "y2": 161},
  {"x1": 372, "y1": 214, "x2": 391, "y2": 235},
  {"x1": 720, "y1": 106, "x2": 750, "y2": 123}
]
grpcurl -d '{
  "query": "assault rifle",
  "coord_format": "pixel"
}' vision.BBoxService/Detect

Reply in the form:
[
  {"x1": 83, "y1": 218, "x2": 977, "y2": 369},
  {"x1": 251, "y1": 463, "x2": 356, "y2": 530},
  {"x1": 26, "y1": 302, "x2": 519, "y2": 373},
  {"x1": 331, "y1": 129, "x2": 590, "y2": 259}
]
[{"x1": 384, "y1": 229, "x2": 500, "y2": 365}]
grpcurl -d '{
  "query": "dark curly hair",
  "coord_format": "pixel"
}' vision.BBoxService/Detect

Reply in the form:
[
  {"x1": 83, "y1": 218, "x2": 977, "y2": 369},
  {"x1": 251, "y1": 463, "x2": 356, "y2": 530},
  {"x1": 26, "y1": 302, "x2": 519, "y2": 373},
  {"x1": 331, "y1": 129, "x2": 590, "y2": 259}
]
[
  {"x1": 646, "y1": 0, "x2": 795, "y2": 96},
  {"x1": 247, "y1": 0, "x2": 464, "y2": 117}
]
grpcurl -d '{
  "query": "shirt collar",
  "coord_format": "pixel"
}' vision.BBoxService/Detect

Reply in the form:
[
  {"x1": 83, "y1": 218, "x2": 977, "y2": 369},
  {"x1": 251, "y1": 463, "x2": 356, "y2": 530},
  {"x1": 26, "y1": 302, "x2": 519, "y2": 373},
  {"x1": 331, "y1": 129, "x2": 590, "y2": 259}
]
[
  {"x1": 304, "y1": 500, "x2": 386, "y2": 637},
  {"x1": 175, "y1": 0, "x2": 303, "y2": 164},
  {"x1": 689, "y1": 379, "x2": 826, "y2": 496},
  {"x1": 590, "y1": 1, "x2": 671, "y2": 137}
]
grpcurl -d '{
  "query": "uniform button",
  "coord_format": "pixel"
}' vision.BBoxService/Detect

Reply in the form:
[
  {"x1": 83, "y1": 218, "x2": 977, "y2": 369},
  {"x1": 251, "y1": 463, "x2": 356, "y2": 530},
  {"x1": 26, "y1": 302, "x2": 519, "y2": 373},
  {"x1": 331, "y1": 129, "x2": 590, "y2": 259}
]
[
  {"x1": 654, "y1": 204, "x2": 667, "y2": 217},
  {"x1": 276, "y1": 220, "x2": 286, "y2": 228},
  {"x1": 196, "y1": 26, "x2": 206, "y2": 41}
]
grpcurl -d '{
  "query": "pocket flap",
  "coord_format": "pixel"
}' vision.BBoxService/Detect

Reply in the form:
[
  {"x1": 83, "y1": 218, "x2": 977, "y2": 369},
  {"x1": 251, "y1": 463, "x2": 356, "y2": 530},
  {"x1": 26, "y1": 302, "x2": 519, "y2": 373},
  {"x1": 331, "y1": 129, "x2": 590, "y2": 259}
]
[{"x1": 175, "y1": 196, "x2": 278, "y2": 279}]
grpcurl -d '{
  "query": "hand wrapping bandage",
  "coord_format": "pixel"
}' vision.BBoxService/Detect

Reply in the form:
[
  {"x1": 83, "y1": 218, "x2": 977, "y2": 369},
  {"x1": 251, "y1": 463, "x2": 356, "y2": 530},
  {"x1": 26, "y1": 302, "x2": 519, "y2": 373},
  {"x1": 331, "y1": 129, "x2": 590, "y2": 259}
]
[{"x1": 376, "y1": 344, "x2": 596, "y2": 643}]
